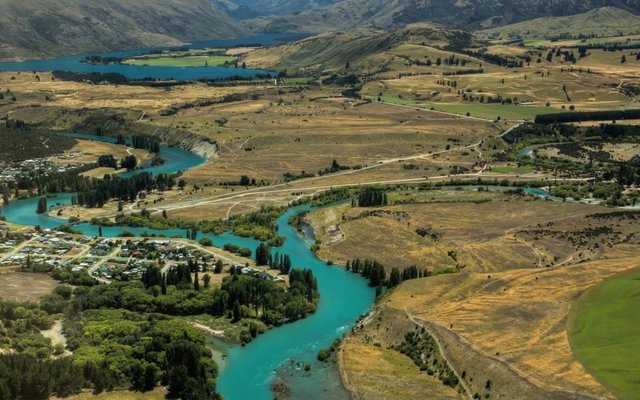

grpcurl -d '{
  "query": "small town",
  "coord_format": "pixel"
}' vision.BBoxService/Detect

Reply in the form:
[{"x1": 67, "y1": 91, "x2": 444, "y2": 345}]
[
  {"x1": 0, "y1": 223, "x2": 283, "y2": 284},
  {"x1": 0, "y1": 152, "x2": 86, "y2": 188}
]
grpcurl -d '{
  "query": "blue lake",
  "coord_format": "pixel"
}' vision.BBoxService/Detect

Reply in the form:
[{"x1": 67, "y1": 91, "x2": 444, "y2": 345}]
[{"x1": 0, "y1": 33, "x2": 306, "y2": 80}]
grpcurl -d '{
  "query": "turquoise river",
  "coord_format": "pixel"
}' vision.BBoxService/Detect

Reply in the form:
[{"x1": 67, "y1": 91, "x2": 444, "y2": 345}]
[{"x1": 0, "y1": 134, "x2": 374, "y2": 399}]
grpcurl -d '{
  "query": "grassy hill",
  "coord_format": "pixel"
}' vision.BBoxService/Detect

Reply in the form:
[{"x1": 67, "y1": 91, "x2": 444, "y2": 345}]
[
  {"x1": 245, "y1": 0, "x2": 640, "y2": 34},
  {"x1": 480, "y1": 7, "x2": 640, "y2": 41},
  {"x1": 0, "y1": 0, "x2": 246, "y2": 61},
  {"x1": 241, "y1": 24, "x2": 477, "y2": 73}
]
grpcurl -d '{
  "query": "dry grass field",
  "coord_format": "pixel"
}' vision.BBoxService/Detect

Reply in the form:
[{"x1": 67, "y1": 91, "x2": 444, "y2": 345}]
[
  {"x1": 339, "y1": 340, "x2": 463, "y2": 400},
  {"x1": 332, "y1": 192, "x2": 640, "y2": 399},
  {"x1": 341, "y1": 244, "x2": 639, "y2": 399},
  {"x1": 306, "y1": 190, "x2": 636, "y2": 272},
  {"x1": 537, "y1": 142, "x2": 640, "y2": 163},
  {"x1": 51, "y1": 139, "x2": 152, "y2": 170},
  {"x1": 396, "y1": 249, "x2": 638, "y2": 396},
  {"x1": 0, "y1": 270, "x2": 59, "y2": 301},
  {"x1": 162, "y1": 94, "x2": 502, "y2": 184},
  {"x1": 0, "y1": 72, "x2": 268, "y2": 116}
]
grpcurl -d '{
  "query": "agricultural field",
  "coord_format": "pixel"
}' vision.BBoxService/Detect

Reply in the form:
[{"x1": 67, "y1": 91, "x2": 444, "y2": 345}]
[
  {"x1": 568, "y1": 267, "x2": 640, "y2": 400},
  {"x1": 363, "y1": 66, "x2": 635, "y2": 120},
  {"x1": 524, "y1": 35, "x2": 640, "y2": 49}
]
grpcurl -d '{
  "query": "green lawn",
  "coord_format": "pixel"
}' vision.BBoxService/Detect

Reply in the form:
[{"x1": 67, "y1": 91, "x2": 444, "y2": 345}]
[
  {"x1": 568, "y1": 267, "x2": 640, "y2": 399},
  {"x1": 486, "y1": 165, "x2": 535, "y2": 174},
  {"x1": 375, "y1": 96, "x2": 561, "y2": 120},
  {"x1": 125, "y1": 55, "x2": 236, "y2": 67}
]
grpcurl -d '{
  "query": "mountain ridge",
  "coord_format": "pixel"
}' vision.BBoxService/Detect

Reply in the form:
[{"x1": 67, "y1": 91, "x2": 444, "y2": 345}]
[
  {"x1": 244, "y1": 0, "x2": 640, "y2": 34},
  {"x1": 479, "y1": 6, "x2": 640, "y2": 39},
  {"x1": 214, "y1": 0, "x2": 342, "y2": 19},
  {"x1": 0, "y1": 0, "x2": 246, "y2": 61}
]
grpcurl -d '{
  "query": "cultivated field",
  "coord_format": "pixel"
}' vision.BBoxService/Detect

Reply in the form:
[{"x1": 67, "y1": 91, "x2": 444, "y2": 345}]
[
  {"x1": 362, "y1": 66, "x2": 635, "y2": 120},
  {"x1": 568, "y1": 266, "x2": 640, "y2": 400}
]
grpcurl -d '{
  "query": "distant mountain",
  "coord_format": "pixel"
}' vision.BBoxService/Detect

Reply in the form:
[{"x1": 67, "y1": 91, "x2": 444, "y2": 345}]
[
  {"x1": 214, "y1": 0, "x2": 342, "y2": 19},
  {"x1": 245, "y1": 0, "x2": 640, "y2": 33},
  {"x1": 479, "y1": 7, "x2": 640, "y2": 40},
  {"x1": 0, "y1": 0, "x2": 246, "y2": 61}
]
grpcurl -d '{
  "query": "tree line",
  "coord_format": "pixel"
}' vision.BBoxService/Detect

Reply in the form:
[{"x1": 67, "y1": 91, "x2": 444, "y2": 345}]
[
  {"x1": 255, "y1": 243, "x2": 293, "y2": 274},
  {"x1": 534, "y1": 109, "x2": 640, "y2": 124},
  {"x1": 75, "y1": 172, "x2": 178, "y2": 208},
  {"x1": 346, "y1": 258, "x2": 428, "y2": 289},
  {"x1": 353, "y1": 189, "x2": 389, "y2": 207}
]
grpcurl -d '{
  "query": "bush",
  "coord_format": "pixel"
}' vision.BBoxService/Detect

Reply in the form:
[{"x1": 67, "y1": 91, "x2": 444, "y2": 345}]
[{"x1": 317, "y1": 349, "x2": 331, "y2": 361}]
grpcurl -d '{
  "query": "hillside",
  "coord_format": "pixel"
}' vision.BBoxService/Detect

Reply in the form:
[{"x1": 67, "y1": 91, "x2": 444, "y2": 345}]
[
  {"x1": 0, "y1": 0, "x2": 246, "y2": 61},
  {"x1": 241, "y1": 24, "x2": 477, "y2": 73},
  {"x1": 213, "y1": 0, "x2": 342, "y2": 19},
  {"x1": 480, "y1": 7, "x2": 640, "y2": 40},
  {"x1": 245, "y1": 0, "x2": 640, "y2": 33},
  {"x1": 0, "y1": 127, "x2": 76, "y2": 161}
]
